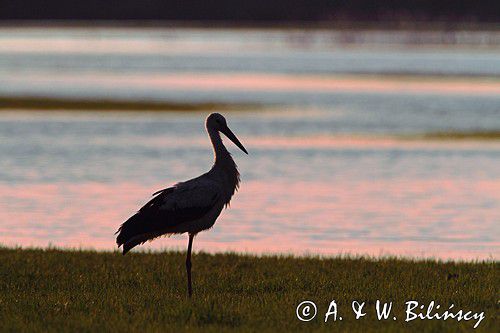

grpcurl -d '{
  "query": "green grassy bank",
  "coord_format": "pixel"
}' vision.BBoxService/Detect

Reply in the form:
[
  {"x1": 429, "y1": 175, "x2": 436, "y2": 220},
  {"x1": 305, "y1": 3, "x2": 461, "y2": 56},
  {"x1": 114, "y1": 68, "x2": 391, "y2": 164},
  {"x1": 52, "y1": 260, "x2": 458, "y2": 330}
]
[
  {"x1": 0, "y1": 248, "x2": 497, "y2": 332},
  {"x1": 0, "y1": 96, "x2": 259, "y2": 112}
]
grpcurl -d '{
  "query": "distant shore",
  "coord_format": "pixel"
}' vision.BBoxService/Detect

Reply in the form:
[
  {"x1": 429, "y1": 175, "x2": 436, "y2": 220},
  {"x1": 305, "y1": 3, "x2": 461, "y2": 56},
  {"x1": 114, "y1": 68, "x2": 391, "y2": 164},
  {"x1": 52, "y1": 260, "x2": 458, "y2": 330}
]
[
  {"x1": 1, "y1": 20, "x2": 500, "y2": 32},
  {"x1": 1, "y1": 97, "x2": 499, "y2": 141},
  {"x1": 0, "y1": 96, "x2": 261, "y2": 112},
  {"x1": 413, "y1": 131, "x2": 500, "y2": 140}
]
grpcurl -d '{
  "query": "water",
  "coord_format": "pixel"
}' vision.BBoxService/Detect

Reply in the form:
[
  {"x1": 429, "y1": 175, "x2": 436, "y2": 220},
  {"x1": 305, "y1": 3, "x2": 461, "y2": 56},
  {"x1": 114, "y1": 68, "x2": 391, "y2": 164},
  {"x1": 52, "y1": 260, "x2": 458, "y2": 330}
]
[
  {"x1": 0, "y1": 28, "x2": 499, "y2": 259},
  {"x1": 2, "y1": 27, "x2": 500, "y2": 102}
]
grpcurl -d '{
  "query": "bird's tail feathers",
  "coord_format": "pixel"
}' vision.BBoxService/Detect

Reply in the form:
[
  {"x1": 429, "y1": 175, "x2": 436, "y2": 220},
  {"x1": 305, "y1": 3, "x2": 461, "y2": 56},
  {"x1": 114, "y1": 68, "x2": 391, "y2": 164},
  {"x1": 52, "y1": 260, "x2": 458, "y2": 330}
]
[
  {"x1": 116, "y1": 213, "x2": 173, "y2": 255},
  {"x1": 116, "y1": 213, "x2": 145, "y2": 254}
]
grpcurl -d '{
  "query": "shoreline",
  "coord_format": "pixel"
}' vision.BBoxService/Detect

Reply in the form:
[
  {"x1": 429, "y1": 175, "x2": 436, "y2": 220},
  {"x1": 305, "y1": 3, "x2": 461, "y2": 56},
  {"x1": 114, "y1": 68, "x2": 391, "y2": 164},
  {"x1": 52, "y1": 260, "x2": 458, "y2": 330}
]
[
  {"x1": 0, "y1": 98, "x2": 498, "y2": 141},
  {"x1": 1, "y1": 246, "x2": 497, "y2": 263},
  {"x1": 0, "y1": 96, "x2": 261, "y2": 112},
  {"x1": 1, "y1": 20, "x2": 500, "y2": 32}
]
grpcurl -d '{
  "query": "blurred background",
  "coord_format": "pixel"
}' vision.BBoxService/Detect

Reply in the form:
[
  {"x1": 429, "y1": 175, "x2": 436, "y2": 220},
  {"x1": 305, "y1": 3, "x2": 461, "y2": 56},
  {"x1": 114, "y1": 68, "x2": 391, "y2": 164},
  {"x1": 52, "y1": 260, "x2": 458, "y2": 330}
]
[{"x1": 0, "y1": 1, "x2": 499, "y2": 259}]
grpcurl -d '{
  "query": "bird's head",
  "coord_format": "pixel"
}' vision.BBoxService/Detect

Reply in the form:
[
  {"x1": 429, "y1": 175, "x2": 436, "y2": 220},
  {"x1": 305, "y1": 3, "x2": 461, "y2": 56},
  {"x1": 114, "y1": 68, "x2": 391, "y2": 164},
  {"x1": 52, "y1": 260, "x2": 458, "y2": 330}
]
[{"x1": 206, "y1": 113, "x2": 248, "y2": 154}]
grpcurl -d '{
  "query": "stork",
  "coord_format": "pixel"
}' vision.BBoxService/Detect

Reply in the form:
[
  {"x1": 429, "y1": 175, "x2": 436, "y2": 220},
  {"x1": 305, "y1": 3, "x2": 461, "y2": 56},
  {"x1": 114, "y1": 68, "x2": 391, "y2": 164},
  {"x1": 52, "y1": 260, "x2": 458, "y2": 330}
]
[{"x1": 116, "y1": 113, "x2": 247, "y2": 297}]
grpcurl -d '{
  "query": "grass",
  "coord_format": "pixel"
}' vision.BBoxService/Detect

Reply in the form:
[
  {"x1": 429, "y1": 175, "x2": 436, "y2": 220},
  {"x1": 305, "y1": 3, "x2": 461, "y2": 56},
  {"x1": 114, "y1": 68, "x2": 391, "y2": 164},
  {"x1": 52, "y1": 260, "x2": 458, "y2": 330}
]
[
  {"x1": 0, "y1": 96, "x2": 260, "y2": 112},
  {"x1": 397, "y1": 130, "x2": 500, "y2": 141},
  {"x1": 418, "y1": 130, "x2": 500, "y2": 140},
  {"x1": 0, "y1": 248, "x2": 497, "y2": 332}
]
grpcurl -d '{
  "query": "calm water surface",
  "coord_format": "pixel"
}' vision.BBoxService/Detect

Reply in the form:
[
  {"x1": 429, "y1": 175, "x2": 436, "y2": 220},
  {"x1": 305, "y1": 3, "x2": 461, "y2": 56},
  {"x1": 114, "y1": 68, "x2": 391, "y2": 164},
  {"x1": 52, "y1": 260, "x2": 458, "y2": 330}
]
[
  {"x1": 0, "y1": 28, "x2": 499, "y2": 259},
  {"x1": 0, "y1": 111, "x2": 499, "y2": 259}
]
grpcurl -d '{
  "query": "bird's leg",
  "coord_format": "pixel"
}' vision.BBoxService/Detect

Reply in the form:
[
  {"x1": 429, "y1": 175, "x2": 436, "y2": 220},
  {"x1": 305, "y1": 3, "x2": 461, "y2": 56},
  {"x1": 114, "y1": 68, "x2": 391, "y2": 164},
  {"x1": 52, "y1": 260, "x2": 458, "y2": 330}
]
[{"x1": 186, "y1": 233, "x2": 194, "y2": 298}]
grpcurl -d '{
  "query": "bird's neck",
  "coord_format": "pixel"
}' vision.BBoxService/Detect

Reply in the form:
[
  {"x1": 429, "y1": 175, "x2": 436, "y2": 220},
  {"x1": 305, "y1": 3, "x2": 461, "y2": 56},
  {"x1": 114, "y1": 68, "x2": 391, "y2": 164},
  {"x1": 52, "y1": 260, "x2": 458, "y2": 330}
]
[
  {"x1": 207, "y1": 127, "x2": 240, "y2": 200},
  {"x1": 208, "y1": 127, "x2": 229, "y2": 163}
]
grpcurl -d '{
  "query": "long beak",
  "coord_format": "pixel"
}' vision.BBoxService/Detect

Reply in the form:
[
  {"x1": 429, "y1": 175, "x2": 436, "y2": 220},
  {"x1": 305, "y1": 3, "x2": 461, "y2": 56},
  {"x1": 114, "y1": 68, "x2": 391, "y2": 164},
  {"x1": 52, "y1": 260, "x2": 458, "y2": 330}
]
[{"x1": 221, "y1": 126, "x2": 248, "y2": 154}]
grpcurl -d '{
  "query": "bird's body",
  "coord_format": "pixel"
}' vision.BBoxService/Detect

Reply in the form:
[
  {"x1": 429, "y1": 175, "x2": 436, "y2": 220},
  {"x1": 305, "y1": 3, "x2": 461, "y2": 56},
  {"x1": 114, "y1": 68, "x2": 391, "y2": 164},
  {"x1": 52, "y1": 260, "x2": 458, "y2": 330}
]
[{"x1": 116, "y1": 113, "x2": 247, "y2": 297}]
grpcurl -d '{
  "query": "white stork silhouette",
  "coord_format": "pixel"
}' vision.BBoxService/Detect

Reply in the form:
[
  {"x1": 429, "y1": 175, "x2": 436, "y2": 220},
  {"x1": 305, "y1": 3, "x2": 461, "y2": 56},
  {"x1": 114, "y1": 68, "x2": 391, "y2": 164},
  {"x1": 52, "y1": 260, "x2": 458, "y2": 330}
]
[{"x1": 116, "y1": 113, "x2": 247, "y2": 297}]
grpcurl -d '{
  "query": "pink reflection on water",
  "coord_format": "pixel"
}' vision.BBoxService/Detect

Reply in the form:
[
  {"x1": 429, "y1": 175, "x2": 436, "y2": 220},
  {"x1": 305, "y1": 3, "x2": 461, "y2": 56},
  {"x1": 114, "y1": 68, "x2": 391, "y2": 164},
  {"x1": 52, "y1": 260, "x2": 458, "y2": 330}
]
[
  {"x1": 0, "y1": 178, "x2": 498, "y2": 260},
  {"x1": 7, "y1": 72, "x2": 500, "y2": 96},
  {"x1": 242, "y1": 136, "x2": 500, "y2": 150}
]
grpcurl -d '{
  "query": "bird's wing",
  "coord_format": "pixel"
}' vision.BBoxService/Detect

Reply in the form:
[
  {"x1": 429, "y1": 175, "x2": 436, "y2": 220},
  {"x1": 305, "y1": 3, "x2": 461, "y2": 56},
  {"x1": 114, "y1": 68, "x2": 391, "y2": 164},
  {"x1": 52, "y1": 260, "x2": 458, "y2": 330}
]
[{"x1": 116, "y1": 179, "x2": 221, "y2": 254}]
